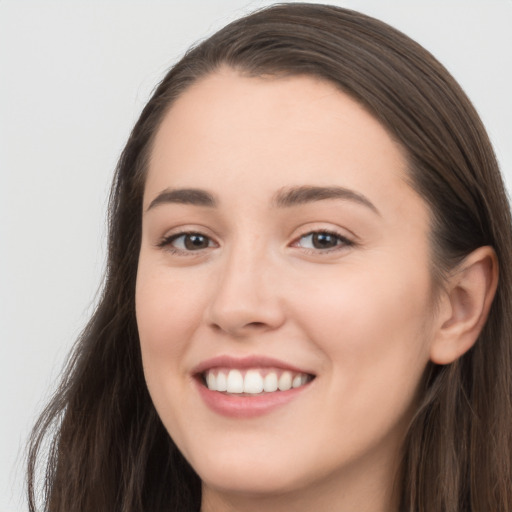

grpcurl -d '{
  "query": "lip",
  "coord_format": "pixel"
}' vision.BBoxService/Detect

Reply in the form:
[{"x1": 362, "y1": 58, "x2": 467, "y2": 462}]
[
  {"x1": 191, "y1": 354, "x2": 313, "y2": 375},
  {"x1": 192, "y1": 355, "x2": 315, "y2": 419},
  {"x1": 195, "y1": 379, "x2": 313, "y2": 418}
]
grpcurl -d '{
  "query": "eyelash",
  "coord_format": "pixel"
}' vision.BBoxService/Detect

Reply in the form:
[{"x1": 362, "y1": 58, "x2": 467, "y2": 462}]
[
  {"x1": 157, "y1": 232, "x2": 217, "y2": 255},
  {"x1": 157, "y1": 229, "x2": 354, "y2": 256},
  {"x1": 292, "y1": 230, "x2": 354, "y2": 253}
]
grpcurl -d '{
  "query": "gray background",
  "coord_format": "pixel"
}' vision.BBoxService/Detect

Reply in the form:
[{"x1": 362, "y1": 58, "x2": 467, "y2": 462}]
[{"x1": 1, "y1": 1, "x2": 511, "y2": 510}]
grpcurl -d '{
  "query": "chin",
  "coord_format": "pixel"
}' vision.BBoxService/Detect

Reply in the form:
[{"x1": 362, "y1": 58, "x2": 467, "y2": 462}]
[{"x1": 191, "y1": 449, "x2": 311, "y2": 496}]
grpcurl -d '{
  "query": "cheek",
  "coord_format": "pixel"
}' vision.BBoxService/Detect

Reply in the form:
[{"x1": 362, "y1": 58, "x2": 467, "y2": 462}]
[
  {"x1": 286, "y1": 265, "x2": 434, "y2": 463},
  {"x1": 296, "y1": 259, "x2": 431, "y2": 335},
  {"x1": 292, "y1": 258, "x2": 434, "y2": 403},
  {"x1": 136, "y1": 262, "x2": 204, "y2": 354},
  {"x1": 135, "y1": 260, "x2": 210, "y2": 414},
  {"x1": 134, "y1": 260, "x2": 215, "y2": 445}
]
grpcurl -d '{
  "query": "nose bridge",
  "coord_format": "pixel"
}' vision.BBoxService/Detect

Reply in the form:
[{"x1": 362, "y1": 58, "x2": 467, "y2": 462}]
[{"x1": 207, "y1": 232, "x2": 284, "y2": 334}]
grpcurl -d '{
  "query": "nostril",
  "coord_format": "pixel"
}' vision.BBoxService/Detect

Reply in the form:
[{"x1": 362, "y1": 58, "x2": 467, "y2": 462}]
[
  {"x1": 209, "y1": 320, "x2": 275, "y2": 335},
  {"x1": 247, "y1": 322, "x2": 267, "y2": 328}
]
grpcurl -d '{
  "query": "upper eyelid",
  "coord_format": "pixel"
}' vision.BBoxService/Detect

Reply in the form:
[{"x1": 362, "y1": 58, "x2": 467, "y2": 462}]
[
  {"x1": 158, "y1": 225, "x2": 219, "y2": 241},
  {"x1": 295, "y1": 229, "x2": 351, "y2": 239},
  {"x1": 156, "y1": 229, "x2": 353, "y2": 252},
  {"x1": 291, "y1": 226, "x2": 356, "y2": 243},
  {"x1": 292, "y1": 230, "x2": 354, "y2": 248},
  {"x1": 156, "y1": 232, "x2": 218, "y2": 258},
  {"x1": 159, "y1": 231, "x2": 218, "y2": 246},
  {"x1": 154, "y1": 221, "x2": 357, "y2": 246}
]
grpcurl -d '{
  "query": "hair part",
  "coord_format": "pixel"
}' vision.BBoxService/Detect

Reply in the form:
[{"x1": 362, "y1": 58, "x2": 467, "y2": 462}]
[{"x1": 28, "y1": 4, "x2": 512, "y2": 511}]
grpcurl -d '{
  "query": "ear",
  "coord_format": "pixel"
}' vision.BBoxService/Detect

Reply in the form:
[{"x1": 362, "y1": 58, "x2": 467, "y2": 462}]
[{"x1": 430, "y1": 246, "x2": 498, "y2": 365}]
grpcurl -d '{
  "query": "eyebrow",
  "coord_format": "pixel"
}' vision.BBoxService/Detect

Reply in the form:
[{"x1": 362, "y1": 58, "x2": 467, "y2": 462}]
[
  {"x1": 272, "y1": 185, "x2": 380, "y2": 215},
  {"x1": 146, "y1": 188, "x2": 217, "y2": 211},
  {"x1": 146, "y1": 185, "x2": 379, "y2": 215}
]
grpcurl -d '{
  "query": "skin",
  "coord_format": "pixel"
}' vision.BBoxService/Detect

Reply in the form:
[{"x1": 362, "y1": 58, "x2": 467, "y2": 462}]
[{"x1": 135, "y1": 69, "x2": 448, "y2": 512}]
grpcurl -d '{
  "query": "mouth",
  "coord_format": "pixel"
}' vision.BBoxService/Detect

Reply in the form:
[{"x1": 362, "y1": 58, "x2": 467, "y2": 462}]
[
  {"x1": 192, "y1": 355, "x2": 316, "y2": 417},
  {"x1": 199, "y1": 367, "x2": 315, "y2": 395}
]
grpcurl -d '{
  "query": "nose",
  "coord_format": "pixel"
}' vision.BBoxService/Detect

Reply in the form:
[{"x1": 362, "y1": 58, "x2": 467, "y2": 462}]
[{"x1": 205, "y1": 246, "x2": 286, "y2": 337}]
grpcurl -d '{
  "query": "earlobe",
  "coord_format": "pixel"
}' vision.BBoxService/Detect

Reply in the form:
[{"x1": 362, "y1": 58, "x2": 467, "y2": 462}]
[{"x1": 430, "y1": 246, "x2": 498, "y2": 365}]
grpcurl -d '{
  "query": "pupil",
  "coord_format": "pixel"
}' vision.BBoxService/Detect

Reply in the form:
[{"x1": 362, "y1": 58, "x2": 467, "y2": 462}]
[
  {"x1": 312, "y1": 233, "x2": 337, "y2": 249},
  {"x1": 185, "y1": 234, "x2": 208, "y2": 250}
]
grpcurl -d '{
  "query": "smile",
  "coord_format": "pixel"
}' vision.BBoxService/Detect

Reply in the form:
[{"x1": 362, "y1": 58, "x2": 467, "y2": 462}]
[
  {"x1": 203, "y1": 368, "x2": 313, "y2": 394},
  {"x1": 193, "y1": 356, "x2": 316, "y2": 418}
]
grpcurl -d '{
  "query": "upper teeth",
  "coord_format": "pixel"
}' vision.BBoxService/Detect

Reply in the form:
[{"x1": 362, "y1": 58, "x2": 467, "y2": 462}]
[{"x1": 204, "y1": 368, "x2": 311, "y2": 394}]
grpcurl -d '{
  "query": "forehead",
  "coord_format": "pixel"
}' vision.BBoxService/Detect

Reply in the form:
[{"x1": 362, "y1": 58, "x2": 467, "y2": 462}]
[{"x1": 145, "y1": 68, "x2": 424, "y2": 223}]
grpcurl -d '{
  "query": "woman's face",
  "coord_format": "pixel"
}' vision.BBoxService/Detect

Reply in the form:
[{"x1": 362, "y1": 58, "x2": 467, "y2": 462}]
[{"x1": 136, "y1": 69, "x2": 438, "y2": 507}]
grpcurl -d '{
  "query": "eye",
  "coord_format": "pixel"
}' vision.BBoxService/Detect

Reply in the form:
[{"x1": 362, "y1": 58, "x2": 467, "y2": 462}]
[
  {"x1": 294, "y1": 231, "x2": 353, "y2": 251},
  {"x1": 159, "y1": 232, "x2": 216, "y2": 253}
]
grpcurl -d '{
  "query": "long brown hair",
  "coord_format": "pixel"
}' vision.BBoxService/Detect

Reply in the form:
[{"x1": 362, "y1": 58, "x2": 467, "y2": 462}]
[{"x1": 28, "y1": 4, "x2": 512, "y2": 511}]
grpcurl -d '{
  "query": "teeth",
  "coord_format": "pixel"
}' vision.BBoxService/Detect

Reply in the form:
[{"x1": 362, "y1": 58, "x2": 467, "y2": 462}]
[
  {"x1": 226, "y1": 369, "x2": 244, "y2": 393},
  {"x1": 278, "y1": 371, "x2": 292, "y2": 391},
  {"x1": 206, "y1": 372, "x2": 216, "y2": 390},
  {"x1": 243, "y1": 370, "x2": 264, "y2": 394},
  {"x1": 203, "y1": 368, "x2": 311, "y2": 394},
  {"x1": 263, "y1": 372, "x2": 278, "y2": 392},
  {"x1": 292, "y1": 374, "x2": 303, "y2": 388},
  {"x1": 216, "y1": 371, "x2": 227, "y2": 392}
]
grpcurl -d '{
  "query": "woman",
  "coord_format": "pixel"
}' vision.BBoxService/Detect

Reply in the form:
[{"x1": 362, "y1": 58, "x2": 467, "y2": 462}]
[{"x1": 28, "y1": 3, "x2": 512, "y2": 511}]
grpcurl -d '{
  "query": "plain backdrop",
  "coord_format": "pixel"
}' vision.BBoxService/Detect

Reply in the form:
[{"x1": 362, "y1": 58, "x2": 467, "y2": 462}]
[{"x1": 1, "y1": 1, "x2": 511, "y2": 510}]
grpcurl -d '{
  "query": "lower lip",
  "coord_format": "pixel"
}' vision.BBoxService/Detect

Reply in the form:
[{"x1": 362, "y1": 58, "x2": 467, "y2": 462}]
[{"x1": 195, "y1": 379, "x2": 312, "y2": 418}]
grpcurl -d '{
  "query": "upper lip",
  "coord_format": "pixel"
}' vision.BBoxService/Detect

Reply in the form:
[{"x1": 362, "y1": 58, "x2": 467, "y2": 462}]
[{"x1": 191, "y1": 355, "x2": 315, "y2": 376}]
